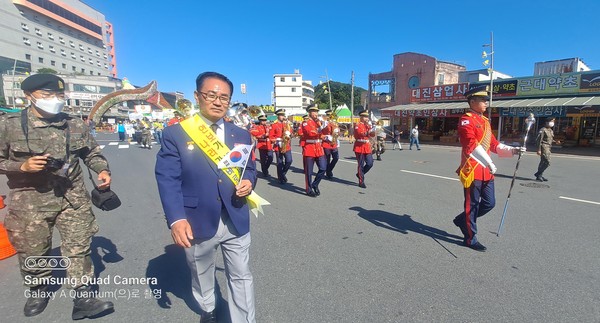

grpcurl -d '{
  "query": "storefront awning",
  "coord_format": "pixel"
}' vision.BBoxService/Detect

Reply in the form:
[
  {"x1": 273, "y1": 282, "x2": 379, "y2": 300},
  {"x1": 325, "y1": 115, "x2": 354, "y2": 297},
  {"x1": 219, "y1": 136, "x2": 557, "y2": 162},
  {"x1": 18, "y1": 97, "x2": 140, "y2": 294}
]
[{"x1": 380, "y1": 96, "x2": 600, "y2": 112}]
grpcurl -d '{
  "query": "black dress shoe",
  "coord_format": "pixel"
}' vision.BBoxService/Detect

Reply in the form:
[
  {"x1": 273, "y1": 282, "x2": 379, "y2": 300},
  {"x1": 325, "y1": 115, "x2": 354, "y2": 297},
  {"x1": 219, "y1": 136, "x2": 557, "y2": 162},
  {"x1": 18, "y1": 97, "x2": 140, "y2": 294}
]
[
  {"x1": 535, "y1": 176, "x2": 544, "y2": 182},
  {"x1": 325, "y1": 172, "x2": 333, "y2": 179},
  {"x1": 307, "y1": 190, "x2": 317, "y2": 197},
  {"x1": 24, "y1": 285, "x2": 50, "y2": 317},
  {"x1": 200, "y1": 310, "x2": 217, "y2": 323},
  {"x1": 312, "y1": 185, "x2": 320, "y2": 196},
  {"x1": 453, "y1": 217, "x2": 468, "y2": 237},
  {"x1": 466, "y1": 241, "x2": 487, "y2": 252},
  {"x1": 358, "y1": 182, "x2": 366, "y2": 188},
  {"x1": 541, "y1": 177, "x2": 548, "y2": 182}
]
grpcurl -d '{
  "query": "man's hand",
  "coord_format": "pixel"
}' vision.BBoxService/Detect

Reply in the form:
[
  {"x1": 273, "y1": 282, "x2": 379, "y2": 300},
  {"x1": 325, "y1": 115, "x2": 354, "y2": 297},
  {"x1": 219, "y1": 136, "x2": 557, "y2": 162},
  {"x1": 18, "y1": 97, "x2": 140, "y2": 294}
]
[
  {"x1": 171, "y1": 220, "x2": 193, "y2": 248},
  {"x1": 513, "y1": 146, "x2": 527, "y2": 155},
  {"x1": 537, "y1": 150, "x2": 542, "y2": 156},
  {"x1": 97, "y1": 170, "x2": 111, "y2": 189},
  {"x1": 236, "y1": 179, "x2": 253, "y2": 197},
  {"x1": 20, "y1": 154, "x2": 50, "y2": 173}
]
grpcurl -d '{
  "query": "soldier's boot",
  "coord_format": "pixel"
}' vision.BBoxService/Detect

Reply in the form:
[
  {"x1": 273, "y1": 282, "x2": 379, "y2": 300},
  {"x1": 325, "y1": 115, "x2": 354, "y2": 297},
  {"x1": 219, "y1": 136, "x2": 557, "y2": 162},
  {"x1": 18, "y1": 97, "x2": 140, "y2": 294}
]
[
  {"x1": 72, "y1": 285, "x2": 114, "y2": 320},
  {"x1": 24, "y1": 285, "x2": 50, "y2": 317}
]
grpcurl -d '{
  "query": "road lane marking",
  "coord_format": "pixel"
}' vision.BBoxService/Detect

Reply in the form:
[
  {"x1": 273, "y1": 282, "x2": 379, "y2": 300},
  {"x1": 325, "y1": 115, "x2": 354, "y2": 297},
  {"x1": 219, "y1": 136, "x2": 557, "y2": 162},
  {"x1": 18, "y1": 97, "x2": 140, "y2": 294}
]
[
  {"x1": 559, "y1": 196, "x2": 600, "y2": 205},
  {"x1": 400, "y1": 170, "x2": 459, "y2": 181},
  {"x1": 291, "y1": 151, "x2": 358, "y2": 164},
  {"x1": 118, "y1": 145, "x2": 129, "y2": 149},
  {"x1": 108, "y1": 142, "x2": 119, "y2": 146}
]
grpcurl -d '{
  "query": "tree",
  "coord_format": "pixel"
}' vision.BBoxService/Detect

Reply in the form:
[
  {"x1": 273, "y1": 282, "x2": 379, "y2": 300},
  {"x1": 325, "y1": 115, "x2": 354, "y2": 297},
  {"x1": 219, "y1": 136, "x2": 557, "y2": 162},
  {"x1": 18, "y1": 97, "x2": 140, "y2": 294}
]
[
  {"x1": 314, "y1": 81, "x2": 366, "y2": 114},
  {"x1": 36, "y1": 68, "x2": 57, "y2": 74},
  {"x1": 0, "y1": 96, "x2": 6, "y2": 107}
]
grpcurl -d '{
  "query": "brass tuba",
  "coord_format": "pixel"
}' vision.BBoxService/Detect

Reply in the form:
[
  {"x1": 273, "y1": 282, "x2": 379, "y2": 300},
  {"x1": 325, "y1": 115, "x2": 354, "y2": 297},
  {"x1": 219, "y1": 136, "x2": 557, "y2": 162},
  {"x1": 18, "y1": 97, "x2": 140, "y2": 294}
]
[
  {"x1": 227, "y1": 102, "x2": 251, "y2": 128},
  {"x1": 176, "y1": 99, "x2": 194, "y2": 118},
  {"x1": 248, "y1": 106, "x2": 266, "y2": 119}
]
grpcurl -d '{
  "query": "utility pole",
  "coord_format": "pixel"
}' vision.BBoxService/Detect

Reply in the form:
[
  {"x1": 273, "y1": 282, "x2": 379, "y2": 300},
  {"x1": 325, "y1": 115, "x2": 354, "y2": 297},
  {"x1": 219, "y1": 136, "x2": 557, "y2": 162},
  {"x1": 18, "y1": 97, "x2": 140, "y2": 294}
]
[{"x1": 350, "y1": 71, "x2": 355, "y2": 134}]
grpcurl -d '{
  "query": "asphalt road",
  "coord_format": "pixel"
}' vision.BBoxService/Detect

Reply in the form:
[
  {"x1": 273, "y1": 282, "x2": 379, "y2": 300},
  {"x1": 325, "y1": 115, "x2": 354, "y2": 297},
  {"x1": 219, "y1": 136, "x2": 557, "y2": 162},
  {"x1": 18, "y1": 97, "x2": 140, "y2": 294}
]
[{"x1": 1, "y1": 133, "x2": 599, "y2": 322}]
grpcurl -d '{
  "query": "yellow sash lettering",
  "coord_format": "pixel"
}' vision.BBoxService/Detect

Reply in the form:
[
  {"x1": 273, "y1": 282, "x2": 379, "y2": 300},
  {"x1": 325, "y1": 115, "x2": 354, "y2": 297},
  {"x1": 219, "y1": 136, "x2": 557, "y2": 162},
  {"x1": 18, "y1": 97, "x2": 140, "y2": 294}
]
[{"x1": 180, "y1": 115, "x2": 270, "y2": 217}]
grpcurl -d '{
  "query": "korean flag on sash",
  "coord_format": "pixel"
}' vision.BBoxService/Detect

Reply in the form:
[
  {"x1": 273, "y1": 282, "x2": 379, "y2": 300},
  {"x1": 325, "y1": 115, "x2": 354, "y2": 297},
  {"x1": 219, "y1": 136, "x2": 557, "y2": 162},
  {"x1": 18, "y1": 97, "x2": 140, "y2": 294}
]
[{"x1": 217, "y1": 144, "x2": 254, "y2": 169}]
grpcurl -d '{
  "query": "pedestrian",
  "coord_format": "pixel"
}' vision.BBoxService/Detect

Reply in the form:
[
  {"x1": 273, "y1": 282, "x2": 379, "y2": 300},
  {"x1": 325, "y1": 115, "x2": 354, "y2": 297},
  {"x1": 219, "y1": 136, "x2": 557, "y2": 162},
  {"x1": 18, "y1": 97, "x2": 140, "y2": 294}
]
[
  {"x1": 392, "y1": 129, "x2": 403, "y2": 150},
  {"x1": 534, "y1": 117, "x2": 558, "y2": 182},
  {"x1": 89, "y1": 118, "x2": 96, "y2": 137},
  {"x1": 0, "y1": 74, "x2": 115, "y2": 319},
  {"x1": 409, "y1": 124, "x2": 420, "y2": 150},
  {"x1": 269, "y1": 109, "x2": 293, "y2": 184},
  {"x1": 155, "y1": 71, "x2": 257, "y2": 323},
  {"x1": 301, "y1": 104, "x2": 327, "y2": 196},
  {"x1": 249, "y1": 115, "x2": 273, "y2": 177},
  {"x1": 117, "y1": 120, "x2": 125, "y2": 141},
  {"x1": 453, "y1": 85, "x2": 525, "y2": 252},
  {"x1": 321, "y1": 109, "x2": 340, "y2": 179},
  {"x1": 354, "y1": 110, "x2": 376, "y2": 188}
]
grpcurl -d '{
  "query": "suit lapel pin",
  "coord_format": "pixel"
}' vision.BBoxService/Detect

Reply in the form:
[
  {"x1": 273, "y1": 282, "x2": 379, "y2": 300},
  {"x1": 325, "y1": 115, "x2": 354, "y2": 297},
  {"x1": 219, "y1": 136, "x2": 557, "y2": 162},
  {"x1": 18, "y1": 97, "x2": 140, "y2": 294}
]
[{"x1": 187, "y1": 141, "x2": 195, "y2": 150}]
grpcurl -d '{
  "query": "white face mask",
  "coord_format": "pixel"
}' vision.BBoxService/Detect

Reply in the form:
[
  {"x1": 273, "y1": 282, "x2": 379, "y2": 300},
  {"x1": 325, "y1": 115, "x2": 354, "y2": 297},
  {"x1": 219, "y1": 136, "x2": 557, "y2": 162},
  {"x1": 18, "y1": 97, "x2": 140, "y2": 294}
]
[
  {"x1": 33, "y1": 97, "x2": 65, "y2": 115},
  {"x1": 548, "y1": 122, "x2": 555, "y2": 127}
]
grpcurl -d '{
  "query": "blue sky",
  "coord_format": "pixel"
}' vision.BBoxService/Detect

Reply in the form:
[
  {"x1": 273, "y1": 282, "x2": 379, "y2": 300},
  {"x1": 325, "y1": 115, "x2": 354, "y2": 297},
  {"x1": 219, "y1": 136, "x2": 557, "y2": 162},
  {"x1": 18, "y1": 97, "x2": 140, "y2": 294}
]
[{"x1": 84, "y1": 0, "x2": 599, "y2": 105}]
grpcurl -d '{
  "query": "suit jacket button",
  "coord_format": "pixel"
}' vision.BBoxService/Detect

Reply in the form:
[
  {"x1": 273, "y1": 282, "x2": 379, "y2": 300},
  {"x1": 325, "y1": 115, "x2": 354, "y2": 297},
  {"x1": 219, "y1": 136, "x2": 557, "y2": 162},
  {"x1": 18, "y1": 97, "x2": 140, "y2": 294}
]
[
  {"x1": 217, "y1": 197, "x2": 221, "y2": 201},
  {"x1": 218, "y1": 179, "x2": 222, "y2": 183}
]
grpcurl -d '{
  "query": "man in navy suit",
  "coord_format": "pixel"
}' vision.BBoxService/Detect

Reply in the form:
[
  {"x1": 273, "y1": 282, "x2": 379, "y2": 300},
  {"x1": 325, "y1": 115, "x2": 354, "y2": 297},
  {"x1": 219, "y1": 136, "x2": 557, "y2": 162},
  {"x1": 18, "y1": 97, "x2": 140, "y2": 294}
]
[{"x1": 155, "y1": 72, "x2": 257, "y2": 323}]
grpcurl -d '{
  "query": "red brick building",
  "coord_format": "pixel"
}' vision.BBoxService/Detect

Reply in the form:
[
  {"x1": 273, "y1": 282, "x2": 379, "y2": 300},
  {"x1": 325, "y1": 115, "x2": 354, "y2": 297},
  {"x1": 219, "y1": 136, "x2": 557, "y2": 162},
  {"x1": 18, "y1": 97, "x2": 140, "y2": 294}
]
[{"x1": 369, "y1": 52, "x2": 465, "y2": 108}]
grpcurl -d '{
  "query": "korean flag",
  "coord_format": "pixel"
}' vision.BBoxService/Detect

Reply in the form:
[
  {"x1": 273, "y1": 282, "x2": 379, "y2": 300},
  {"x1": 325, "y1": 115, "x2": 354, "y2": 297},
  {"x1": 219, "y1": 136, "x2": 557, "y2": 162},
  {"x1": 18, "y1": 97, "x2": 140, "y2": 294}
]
[{"x1": 217, "y1": 144, "x2": 254, "y2": 169}]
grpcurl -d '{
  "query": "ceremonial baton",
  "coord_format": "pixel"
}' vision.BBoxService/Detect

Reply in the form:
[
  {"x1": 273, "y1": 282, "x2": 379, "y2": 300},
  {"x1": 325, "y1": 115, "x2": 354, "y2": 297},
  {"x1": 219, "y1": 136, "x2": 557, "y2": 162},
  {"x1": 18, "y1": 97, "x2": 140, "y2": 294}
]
[{"x1": 497, "y1": 113, "x2": 535, "y2": 237}]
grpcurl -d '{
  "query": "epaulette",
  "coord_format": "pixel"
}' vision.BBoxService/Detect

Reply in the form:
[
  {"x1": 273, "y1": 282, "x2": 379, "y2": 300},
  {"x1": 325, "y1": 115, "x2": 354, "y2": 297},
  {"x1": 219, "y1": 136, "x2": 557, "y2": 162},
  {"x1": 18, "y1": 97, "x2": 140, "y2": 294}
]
[
  {"x1": 482, "y1": 115, "x2": 489, "y2": 121},
  {"x1": 465, "y1": 112, "x2": 472, "y2": 117}
]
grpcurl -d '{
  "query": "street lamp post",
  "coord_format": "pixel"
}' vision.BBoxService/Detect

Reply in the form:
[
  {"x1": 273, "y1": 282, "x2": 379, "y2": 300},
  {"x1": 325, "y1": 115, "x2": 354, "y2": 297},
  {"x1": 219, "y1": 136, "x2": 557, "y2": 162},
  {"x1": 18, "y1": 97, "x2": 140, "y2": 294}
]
[
  {"x1": 482, "y1": 31, "x2": 500, "y2": 140},
  {"x1": 323, "y1": 70, "x2": 333, "y2": 111}
]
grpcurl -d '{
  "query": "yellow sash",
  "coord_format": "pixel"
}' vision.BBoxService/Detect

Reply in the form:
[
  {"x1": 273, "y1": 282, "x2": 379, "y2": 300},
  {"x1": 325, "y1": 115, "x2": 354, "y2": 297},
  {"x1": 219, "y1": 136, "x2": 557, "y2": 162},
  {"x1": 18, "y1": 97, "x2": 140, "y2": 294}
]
[{"x1": 180, "y1": 115, "x2": 270, "y2": 217}]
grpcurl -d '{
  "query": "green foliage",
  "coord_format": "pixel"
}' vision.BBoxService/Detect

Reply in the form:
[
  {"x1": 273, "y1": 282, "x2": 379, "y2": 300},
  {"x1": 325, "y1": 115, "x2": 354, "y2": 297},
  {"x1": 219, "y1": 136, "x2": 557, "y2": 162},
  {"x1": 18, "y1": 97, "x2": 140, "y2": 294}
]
[
  {"x1": 314, "y1": 81, "x2": 366, "y2": 114},
  {"x1": 36, "y1": 68, "x2": 58, "y2": 74},
  {"x1": 0, "y1": 96, "x2": 6, "y2": 107}
]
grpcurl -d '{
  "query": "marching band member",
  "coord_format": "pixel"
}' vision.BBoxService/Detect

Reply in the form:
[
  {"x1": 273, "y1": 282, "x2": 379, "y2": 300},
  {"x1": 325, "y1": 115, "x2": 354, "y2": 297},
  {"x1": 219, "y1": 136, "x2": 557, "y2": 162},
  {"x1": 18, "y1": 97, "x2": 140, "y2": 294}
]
[
  {"x1": 321, "y1": 109, "x2": 340, "y2": 179},
  {"x1": 249, "y1": 115, "x2": 273, "y2": 177},
  {"x1": 354, "y1": 110, "x2": 376, "y2": 188},
  {"x1": 301, "y1": 105, "x2": 326, "y2": 197},
  {"x1": 269, "y1": 109, "x2": 293, "y2": 184},
  {"x1": 453, "y1": 85, "x2": 525, "y2": 252}
]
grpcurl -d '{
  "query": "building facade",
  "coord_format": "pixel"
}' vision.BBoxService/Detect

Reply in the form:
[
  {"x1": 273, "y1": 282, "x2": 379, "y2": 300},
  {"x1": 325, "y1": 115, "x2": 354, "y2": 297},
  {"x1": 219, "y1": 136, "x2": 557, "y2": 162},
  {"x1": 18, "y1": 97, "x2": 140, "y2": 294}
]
[
  {"x1": 273, "y1": 70, "x2": 314, "y2": 116},
  {"x1": 369, "y1": 52, "x2": 466, "y2": 109},
  {"x1": 534, "y1": 58, "x2": 590, "y2": 76},
  {"x1": 0, "y1": 0, "x2": 116, "y2": 78}
]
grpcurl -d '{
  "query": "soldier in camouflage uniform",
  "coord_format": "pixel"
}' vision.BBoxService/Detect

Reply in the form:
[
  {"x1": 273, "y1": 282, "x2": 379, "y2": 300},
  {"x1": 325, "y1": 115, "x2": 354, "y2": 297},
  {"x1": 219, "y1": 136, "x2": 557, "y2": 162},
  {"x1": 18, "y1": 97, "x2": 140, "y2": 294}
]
[
  {"x1": 0, "y1": 74, "x2": 115, "y2": 319},
  {"x1": 140, "y1": 117, "x2": 153, "y2": 149},
  {"x1": 534, "y1": 117, "x2": 558, "y2": 182}
]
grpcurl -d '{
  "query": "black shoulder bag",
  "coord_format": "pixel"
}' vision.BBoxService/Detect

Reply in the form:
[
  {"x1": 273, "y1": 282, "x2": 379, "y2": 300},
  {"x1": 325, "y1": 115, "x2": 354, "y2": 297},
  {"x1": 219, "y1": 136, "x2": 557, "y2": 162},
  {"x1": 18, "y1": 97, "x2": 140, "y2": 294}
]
[{"x1": 86, "y1": 167, "x2": 121, "y2": 211}]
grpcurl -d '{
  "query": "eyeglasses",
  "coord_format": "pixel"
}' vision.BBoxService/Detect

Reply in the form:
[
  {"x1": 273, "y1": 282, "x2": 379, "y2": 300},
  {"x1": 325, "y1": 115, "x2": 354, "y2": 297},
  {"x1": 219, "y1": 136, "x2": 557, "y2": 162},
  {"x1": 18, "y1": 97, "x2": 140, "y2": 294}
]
[
  {"x1": 199, "y1": 91, "x2": 231, "y2": 105},
  {"x1": 35, "y1": 91, "x2": 66, "y2": 100}
]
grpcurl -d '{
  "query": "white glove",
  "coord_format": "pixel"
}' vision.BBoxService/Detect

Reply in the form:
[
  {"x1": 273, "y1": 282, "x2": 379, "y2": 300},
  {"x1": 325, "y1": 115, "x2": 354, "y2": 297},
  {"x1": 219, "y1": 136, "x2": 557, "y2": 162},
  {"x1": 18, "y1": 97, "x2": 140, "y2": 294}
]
[
  {"x1": 333, "y1": 128, "x2": 340, "y2": 134},
  {"x1": 284, "y1": 130, "x2": 291, "y2": 136},
  {"x1": 324, "y1": 135, "x2": 333, "y2": 142},
  {"x1": 488, "y1": 162, "x2": 497, "y2": 174},
  {"x1": 470, "y1": 145, "x2": 497, "y2": 174},
  {"x1": 514, "y1": 146, "x2": 526, "y2": 154}
]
